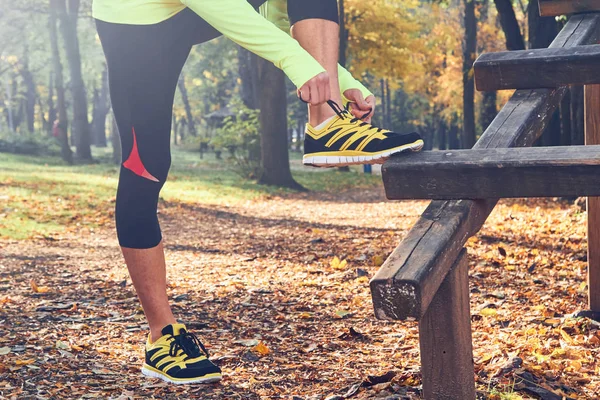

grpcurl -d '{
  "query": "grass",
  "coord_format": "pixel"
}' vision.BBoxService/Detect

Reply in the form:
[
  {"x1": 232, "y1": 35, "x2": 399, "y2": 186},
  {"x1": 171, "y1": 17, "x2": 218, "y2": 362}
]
[{"x1": 0, "y1": 148, "x2": 381, "y2": 240}]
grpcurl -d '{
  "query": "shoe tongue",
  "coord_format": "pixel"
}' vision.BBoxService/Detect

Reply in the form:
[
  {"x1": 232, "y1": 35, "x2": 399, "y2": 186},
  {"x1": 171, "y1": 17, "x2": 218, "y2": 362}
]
[{"x1": 161, "y1": 323, "x2": 187, "y2": 337}]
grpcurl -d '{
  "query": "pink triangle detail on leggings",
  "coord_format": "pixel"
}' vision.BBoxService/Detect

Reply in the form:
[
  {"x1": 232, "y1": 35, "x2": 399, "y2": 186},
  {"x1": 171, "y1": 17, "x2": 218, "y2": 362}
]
[{"x1": 123, "y1": 127, "x2": 159, "y2": 182}]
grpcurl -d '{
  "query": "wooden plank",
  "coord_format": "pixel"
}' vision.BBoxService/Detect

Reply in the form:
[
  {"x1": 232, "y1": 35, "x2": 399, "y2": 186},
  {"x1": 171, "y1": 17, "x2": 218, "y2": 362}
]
[
  {"x1": 539, "y1": 0, "x2": 600, "y2": 17},
  {"x1": 474, "y1": 45, "x2": 600, "y2": 91},
  {"x1": 420, "y1": 250, "x2": 475, "y2": 400},
  {"x1": 383, "y1": 145, "x2": 600, "y2": 200},
  {"x1": 370, "y1": 14, "x2": 600, "y2": 321},
  {"x1": 585, "y1": 84, "x2": 600, "y2": 312}
]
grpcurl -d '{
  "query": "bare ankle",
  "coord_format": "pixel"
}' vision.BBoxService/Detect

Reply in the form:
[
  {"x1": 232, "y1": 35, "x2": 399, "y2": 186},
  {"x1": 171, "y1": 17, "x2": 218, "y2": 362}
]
[
  {"x1": 309, "y1": 98, "x2": 342, "y2": 127},
  {"x1": 149, "y1": 319, "x2": 177, "y2": 342}
]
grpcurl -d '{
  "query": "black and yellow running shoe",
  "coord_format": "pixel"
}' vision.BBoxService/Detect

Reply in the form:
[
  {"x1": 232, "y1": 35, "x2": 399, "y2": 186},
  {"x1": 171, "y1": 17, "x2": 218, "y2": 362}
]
[
  {"x1": 303, "y1": 101, "x2": 424, "y2": 167},
  {"x1": 141, "y1": 324, "x2": 222, "y2": 385}
]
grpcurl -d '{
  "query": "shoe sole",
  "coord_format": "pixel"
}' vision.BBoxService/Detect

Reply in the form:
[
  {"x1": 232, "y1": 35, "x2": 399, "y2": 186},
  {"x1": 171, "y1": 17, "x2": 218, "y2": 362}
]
[
  {"x1": 302, "y1": 140, "x2": 424, "y2": 168},
  {"x1": 142, "y1": 364, "x2": 222, "y2": 385}
]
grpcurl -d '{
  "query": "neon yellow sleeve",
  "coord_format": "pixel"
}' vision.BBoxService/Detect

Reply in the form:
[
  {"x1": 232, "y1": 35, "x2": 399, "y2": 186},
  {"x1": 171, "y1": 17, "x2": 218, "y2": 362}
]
[
  {"x1": 259, "y1": 0, "x2": 372, "y2": 101},
  {"x1": 181, "y1": 0, "x2": 325, "y2": 88},
  {"x1": 338, "y1": 65, "x2": 373, "y2": 101}
]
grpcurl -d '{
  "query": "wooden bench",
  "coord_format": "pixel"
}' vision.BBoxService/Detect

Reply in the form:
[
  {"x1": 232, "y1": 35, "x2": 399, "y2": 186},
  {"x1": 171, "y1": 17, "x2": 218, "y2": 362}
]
[
  {"x1": 383, "y1": 145, "x2": 600, "y2": 200},
  {"x1": 370, "y1": 7, "x2": 600, "y2": 399}
]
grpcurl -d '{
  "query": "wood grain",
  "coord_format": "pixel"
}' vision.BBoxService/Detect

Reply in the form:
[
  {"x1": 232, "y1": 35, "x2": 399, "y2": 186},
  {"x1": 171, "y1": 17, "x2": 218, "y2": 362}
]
[
  {"x1": 585, "y1": 85, "x2": 600, "y2": 311},
  {"x1": 539, "y1": 0, "x2": 600, "y2": 17},
  {"x1": 474, "y1": 45, "x2": 600, "y2": 91},
  {"x1": 383, "y1": 146, "x2": 600, "y2": 200},
  {"x1": 370, "y1": 14, "x2": 600, "y2": 321},
  {"x1": 420, "y1": 250, "x2": 475, "y2": 400}
]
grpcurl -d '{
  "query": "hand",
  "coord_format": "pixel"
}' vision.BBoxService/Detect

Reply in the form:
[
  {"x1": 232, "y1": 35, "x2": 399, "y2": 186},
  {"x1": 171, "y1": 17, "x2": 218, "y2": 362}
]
[
  {"x1": 297, "y1": 72, "x2": 331, "y2": 106},
  {"x1": 344, "y1": 89, "x2": 376, "y2": 123}
]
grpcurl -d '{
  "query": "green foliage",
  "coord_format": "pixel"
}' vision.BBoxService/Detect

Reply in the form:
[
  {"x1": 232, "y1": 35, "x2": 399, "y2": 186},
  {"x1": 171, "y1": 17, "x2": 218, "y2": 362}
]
[
  {"x1": 210, "y1": 100, "x2": 262, "y2": 180},
  {"x1": 0, "y1": 151, "x2": 381, "y2": 240},
  {"x1": 0, "y1": 131, "x2": 61, "y2": 156}
]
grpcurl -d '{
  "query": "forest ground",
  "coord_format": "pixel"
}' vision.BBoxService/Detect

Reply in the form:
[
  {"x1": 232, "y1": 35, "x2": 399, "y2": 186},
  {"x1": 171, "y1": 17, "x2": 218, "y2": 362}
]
[{"x1": 1, "y1": 151, "x2": 599, "y2": 400}]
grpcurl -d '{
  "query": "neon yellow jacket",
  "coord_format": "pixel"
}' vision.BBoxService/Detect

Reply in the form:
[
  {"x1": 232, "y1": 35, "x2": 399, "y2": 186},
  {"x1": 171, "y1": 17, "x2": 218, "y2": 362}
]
[{"x1": 93, "y1": 0, "x2": 371, "y2": 97}]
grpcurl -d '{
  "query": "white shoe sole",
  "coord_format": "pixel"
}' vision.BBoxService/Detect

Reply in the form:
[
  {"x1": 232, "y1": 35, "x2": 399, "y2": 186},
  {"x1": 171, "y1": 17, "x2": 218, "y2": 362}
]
[
  {"x1": 142, "y1": 364, "x2": 222, "y2": 385},
  {"x1": 303, "y1": 140, "x2": 424, "y2": 168}
]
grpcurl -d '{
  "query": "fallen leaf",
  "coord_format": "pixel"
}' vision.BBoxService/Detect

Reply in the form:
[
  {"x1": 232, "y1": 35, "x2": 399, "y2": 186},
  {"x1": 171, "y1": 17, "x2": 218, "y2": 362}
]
[
  {"x1": 480, "y1": 308, "x2": 498, "y2": 317},
  {"x1": 252, "y1": 342, "x2": 270, "y2": 356},
  {"x1": 330, "y1": 257, "x2": 348, "y2": 270},
  {"x1": 15, "y1": 359, "x2": 35, "y2": 366}
]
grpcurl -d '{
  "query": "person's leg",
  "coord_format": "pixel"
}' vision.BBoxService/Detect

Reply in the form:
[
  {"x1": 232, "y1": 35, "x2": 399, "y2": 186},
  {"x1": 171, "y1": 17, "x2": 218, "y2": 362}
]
[
  {"x1": 287, "y1": 0, "x2": 423, "y2": 167},
  {"x1": 288, "y1": 0, "x2": 342, "y2": 127},
  {"x1": 96, "y1": 11, "x2": 203, "y2": 342},
  {"x1": 97, "y1": 10, "x2": 224, "y2": 385}
]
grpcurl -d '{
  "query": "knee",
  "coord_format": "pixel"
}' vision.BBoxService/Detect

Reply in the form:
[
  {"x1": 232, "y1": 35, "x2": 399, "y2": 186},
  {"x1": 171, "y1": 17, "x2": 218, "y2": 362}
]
[
  {"x1": 115, "y1": 168, "x2": 167, "y2": 249},
  {"x1": 287, "y1": 0, "x2": 339, "y2": 26}
]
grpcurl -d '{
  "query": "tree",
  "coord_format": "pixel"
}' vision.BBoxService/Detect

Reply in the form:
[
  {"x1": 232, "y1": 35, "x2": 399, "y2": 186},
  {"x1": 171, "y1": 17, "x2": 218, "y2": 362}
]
[
  {"x1": 91, "y1": 64, "x2": 110, "y2": 147},
  {"x1": 257, "y1": 58, "x2": 303, "y2": 190},
  {"x1": 49, "y1": 0, "x2": 73, "y2": 164},
  {"x1": 494, "y1": 0, "x2": 525, "y2": 51},
  {"x1": 46, "y1": 72, "x2": 56, "y2": 136},
  {"x1": 56, "y1": 0, "x2": 92, "y2": 161},
  {"x1": 528, "y1": 0, "x2": 560, "y2": 147},
  {"x1": 19, "y1": 46, "x2": 37, "y2": 133},
  {"x1": 462, "y1": 0, "x2": 477, "y2": 148},
  {"x1": 177, "y1": 73, "x2": 197, "y2": 137}
]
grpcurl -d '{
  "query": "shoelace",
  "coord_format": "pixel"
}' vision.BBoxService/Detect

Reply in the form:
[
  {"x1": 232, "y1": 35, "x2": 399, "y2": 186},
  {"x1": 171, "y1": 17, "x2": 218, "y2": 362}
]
[
  {"x1": 168, "y1": 331, "x2": 210, "y2": 360},
  {"x1": 299, "y1": 95, "x2": 383, "y2": 132},
  {"x1": 326, "y1": 100, "x2": 383, "y2": 132}
]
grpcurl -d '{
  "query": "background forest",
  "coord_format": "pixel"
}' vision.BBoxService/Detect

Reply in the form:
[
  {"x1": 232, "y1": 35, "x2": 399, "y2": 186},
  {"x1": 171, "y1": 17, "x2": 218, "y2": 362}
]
[
  {"x1": 0, "y1": 0, "x2": 579, "y2": 186},
  {"x1": 3, "y1": 2, "x2": 600, "y2": 399}
]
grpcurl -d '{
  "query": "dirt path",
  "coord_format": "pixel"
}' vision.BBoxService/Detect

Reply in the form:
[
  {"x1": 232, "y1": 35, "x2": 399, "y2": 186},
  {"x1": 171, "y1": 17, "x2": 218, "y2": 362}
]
[{"x1": 1, "y1": 188, "x2": 598, "y2": 399}]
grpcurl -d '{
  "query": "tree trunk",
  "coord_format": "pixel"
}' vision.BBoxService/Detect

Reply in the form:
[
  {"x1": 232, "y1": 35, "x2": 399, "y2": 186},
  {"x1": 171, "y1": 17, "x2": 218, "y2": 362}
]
[
  {"x1": 111, "y1": 113, "x2": 121, "y2": 165},
  {"x1": 38, "y1": 97, "x2": 48, "y2": 134},
  {"x1": 380, "y1": 79, "x2": 386, "y2": 128},
  {"x1": 494, "y1": 0, "x2": 526, "y2": 51},
  {"x1": 449, "y1": 116, "x2": 461, "y2": 149},
  {"x1": 49, "y1": 0, "x2": 73, "y2": 164},
  {"x1": 560, "y1": 88, "x2": 572, "y2": 146},
  {"x1": 57, "y1": 0, "x2": 92, "y2": 161},
  {"x1": 237, "y1": 46, "x2": 261, "y2": 162},
  {"x1": 480, "y1": 91, "x2": 497, "y2": 130},
  {"x1": 238, "y1": 46, "x2": 260, "y2": 110},
  {"x1": 438, "y1": 120, "x2": 447, "y2": 151},
  {"x1": 478, "y1": 0, "x2": 498, "y2": 129},
  {"x1": 177, "y1": 73, "x2": 197, "y2": 137},
  {"x1": 4, "y1": 78, "x2": 15, "y2": 133},
  {"x1": 91, "y1": 65, "x2": 109, "y2": 147},
  {"x1": 529, "y1": 0, "x2": 560, "y2": 147},
  {"x1": 339, "y1": 0, "x2": 348, "y2": 68},
  {"x1": 257, "y1": 58, "x2": 303, "y2": 190},
  {"x1": 172, "y1": 115, "x2": 179, "y2": 145},
  {"x1": 462, "y1": 0, "x2": 477, "y2": 148},
  {"x1": 47, "y1": 72, "x2": 56, "y2": 136},
  {"x1": 20, "y1": 47, "x2": 37, "y2": 133},
  {"x1": 386, "y1": 79, "x2": 392, "y2": 128},
  {"x1": 571, "y1": 85, "x2": 585, "y2": 145}
]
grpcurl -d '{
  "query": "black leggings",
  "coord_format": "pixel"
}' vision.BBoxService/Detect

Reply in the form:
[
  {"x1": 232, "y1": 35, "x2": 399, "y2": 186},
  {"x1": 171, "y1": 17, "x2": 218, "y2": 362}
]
[{"x1": 97, "y1": 0, "x2": 339, "y2": 249}]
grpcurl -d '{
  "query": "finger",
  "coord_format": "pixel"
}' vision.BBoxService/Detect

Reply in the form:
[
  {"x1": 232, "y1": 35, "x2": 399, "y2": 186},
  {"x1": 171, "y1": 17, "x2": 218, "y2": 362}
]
[
  {"x1": 311, "y1": 82, "x2": 321, "y2": 106},
  {"x1": 325, "y1": 83, "x2": 331, "y2": 103},
  {"x1": 366, "y1": 95, "x2": 376, "y2": 109},
  {"x1": 298, "y1": 87, "x2": 310, "y2": 104},
  {"x1": 354, "y1": 91, "x2": 369, "y2": 110},
  {"x1": 349, "y1": 103, "x2": 362, "y2": 119}
]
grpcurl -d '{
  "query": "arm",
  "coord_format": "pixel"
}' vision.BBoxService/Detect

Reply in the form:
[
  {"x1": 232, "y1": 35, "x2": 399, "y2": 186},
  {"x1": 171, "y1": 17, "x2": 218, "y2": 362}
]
[
  {"x1": 181, "y1": 0, "x2": 325, "y2": 88},
  {"x1": 259, "y1": 0, "x2": 372, "y2": 101},
  {"x1": 338, "y1": 65, "x2": 373, "y2": 102}
]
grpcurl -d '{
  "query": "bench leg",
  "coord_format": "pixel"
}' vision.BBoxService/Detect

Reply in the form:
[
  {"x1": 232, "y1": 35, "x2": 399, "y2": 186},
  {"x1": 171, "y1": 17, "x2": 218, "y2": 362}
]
[
  {"x1": 419, "y1": 249, "x2": 475, "y2": 400},
  {"x1": 585, "y1": 84, "x2": 600, "y2": 312}
]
